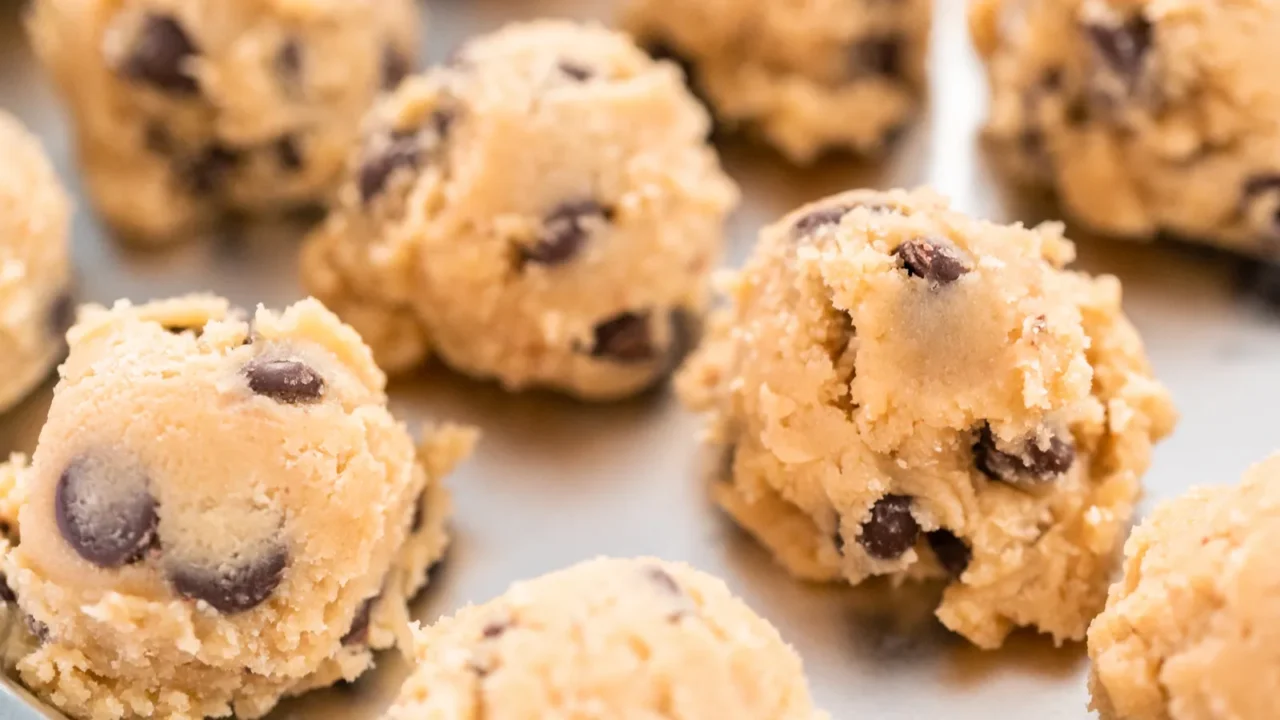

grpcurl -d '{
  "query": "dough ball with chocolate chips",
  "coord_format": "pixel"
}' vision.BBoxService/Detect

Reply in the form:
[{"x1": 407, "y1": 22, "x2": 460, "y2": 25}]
[
  {"x1": 677, "y1": 187, "x2": 1177, "y2": 648},
  {"x1": 623, "y1": 0, "x2": 932, "y2": 162},
  {"x1": 1088, "y1": 455, "x2": 1280, "y2": 720},
  {"x1": 0, "y1": 111, "x2": 72, "y2": 414},
  {"x1": 382, "y1": 557, "x2": 828, "y2": 720},
  {"x1": 0, "y1": 295, "x2": 475, "y2": 720},
  {"x1": 26, "y1": 0, "x2": 421, "y2": 244},
  {"x1": 971, "y1": 0, "x2": 1280, "y2": 258},
  {"x1": 301, "y1": 20, "x2": 738, "y2": 401}
]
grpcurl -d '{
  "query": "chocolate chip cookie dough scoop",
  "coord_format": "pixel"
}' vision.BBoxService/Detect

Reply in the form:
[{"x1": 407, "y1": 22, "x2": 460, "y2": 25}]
[
  {"x1": 301, "y1": 20, "x2": 738, "y2": 401},
  {"x1": 970, "y1": 0, "x2": 1280, "y2": 258},
  {"x1": 382, "y1": 558, "x2": 828, "y2": 720},
  {"x1": 623, "y1": 0, "x2": 932, "y2": 162},
  {"x1": 0, "y1": 296, "x2": 475, "y2": 720},
  {"x1": 678, "y1": 188, "x2": 1177, "y2": 648},
  {"x1": 0, "y1": 111, "x2": 72, "y2": 414},
  {"x1": 1089, "y1": 455, "x2": 1280, "y2": 720},
  {"x1": 26, "y1": 0, "x2": 421, "y2": 244}
]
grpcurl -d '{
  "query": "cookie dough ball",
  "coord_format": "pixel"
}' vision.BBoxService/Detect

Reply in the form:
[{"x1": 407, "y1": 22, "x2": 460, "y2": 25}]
[
  {"x1": 0, "y1": 112, "x2": 72, "y2": 414},
  {"x1": 0, "y1": 296, "x2": 475, "y2": 720},
  {"x1": 623, "y1": 0, "x2": 931, "y2": 162},
  {"x1": 383, "y1": 558, "x2": 827, "y2": 720},
  {"x1": 301, "y1": 20, "x2": 738, "y2": 401},
  {"x1": 971, "y1": 0, "x2": 1280, "y2": 257},
  {"x1": 678, "y1": 188, "x2": 1177, "y2": 648},
  {"x1": 1088, "y1": 456, "x2": 1280, "y2": 720},
  {"x1": 27, "y1": 0, "x2": 421, "y2": 243}
]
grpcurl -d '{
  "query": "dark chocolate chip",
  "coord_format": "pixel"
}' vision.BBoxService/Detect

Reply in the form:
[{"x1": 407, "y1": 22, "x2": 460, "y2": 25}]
[
  {"x1": 590, "y1": 312, "x2": 655, "y2": 363},
  {"x1": 482, "y1": 620, "x2": 509, "y2": 639},
  {"x1": 857, "y1": 495, "x2": 920, "y2": 560},
  {"x1": 524, "y1": 200, "x2": 611, "y2": 266},
  {"x1": 0, "y1": 573, "x2": 14, "y2": 604},
  {"x1": 168, "y1": 544, "x2": 287, "y2": 614},
  {"x1": 1085, "y1": 14, "x2": 1152, "y2": 80},
  {"x1": 276, "y1": 136, "x2": 303, "y2": 172},
  {"x1": 973, "y1": 424, "x2": 1075, "y2": 485},
  {"x1": 358, "y1": 134, "x2": 421, "y2": 203},
  {"x1": 645, "y1": 566, "x2": 681, "y2": 595},
  {"x1": 793, "y1": 206, "x2": 849, "y2": 237},
  {"x1": 341, "y1": 596, "x2": 377, "y2": 645},
  {"x1": 382, "y1": 45, "x2": 411, "y2": 90},
  {"x1": 558, "y1": 61, "x2": 593, "y2": 82},
  {"x1": 894, "y1": 238, "x2": 970, "y2": 286},
  {"x1": 121, "y1": 15, "x2": 200, "y2": 95},
  {"x1": 243, "y1": 357, "x2": 324, "y2": 404},
  {"x1": 927, "y1": 530, "x2": 971, "y2": 578},
  {"x1": 1065, "y1": 96, "x2": 1091, "y2": 126},
  {"x1": 185, "y1": 145, "x2": 241, "y2": 194},
  {"x1": 48, "y1": 291, "x2": 76, "y2": 339},
  {"x1": 55, "y1": 458, "x2": 158, "y2": 568},
  {"x1": 850, "y1": 36, "x2": 902, "y2": 78}
]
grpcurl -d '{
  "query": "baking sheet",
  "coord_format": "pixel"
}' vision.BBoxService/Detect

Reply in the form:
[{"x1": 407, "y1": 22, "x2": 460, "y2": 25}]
[{"x1": 3, "y1": 0, "x2": 1280, "y2": 718}]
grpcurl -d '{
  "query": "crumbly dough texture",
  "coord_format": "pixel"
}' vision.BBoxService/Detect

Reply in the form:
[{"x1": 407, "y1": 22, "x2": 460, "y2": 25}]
[
  {"x1": 301, "y1": 20, "x2": 738, "y2": 400},
  {"x1": 0, "y1": 111, "x2": 72, "y2": 413},
  {"x1": 971, "y1": 0, "x2": 1280, "y2": 257},
  {"x1": 678, "y1": 188, "x2": 1177, "y2": 648},
  {"x1": 1088, "y1": 455, "x2": 1280, "y2": 720},
  {"x1": 383, "y1": 557, "x2": 828, "y2": 720},
  {"x1": 0, "y1": 295, "x2": 475, "y2": 720},
  {"x1": 27, "y1": 0, "x2": 420, "y2": 243},
  {"x1": 623, "y1": 0, "x2": 931, "y2": 162}
]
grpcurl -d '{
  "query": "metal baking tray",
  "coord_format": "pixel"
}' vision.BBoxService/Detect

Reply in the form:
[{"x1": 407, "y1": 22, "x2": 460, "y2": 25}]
[{"x1": 3, "y1": 0, "x2": 1280, "y2": 718}]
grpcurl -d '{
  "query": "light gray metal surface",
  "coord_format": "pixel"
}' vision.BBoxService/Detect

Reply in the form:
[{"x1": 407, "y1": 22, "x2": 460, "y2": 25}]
[{"x1": 2, "y1": 1, "x2": 1279, "y2": 718}]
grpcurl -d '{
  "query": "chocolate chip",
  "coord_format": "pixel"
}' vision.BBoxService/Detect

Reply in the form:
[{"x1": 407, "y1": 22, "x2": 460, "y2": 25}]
[
  {"x1": 0, "y1": 573, "x2": 14, "y2": 604},
  {"x1": 276, "y1": 136, "x2": 303, "y2": 172},
  {"x1": 48, "y1": 291, "x2": 75, "y2": 339},
  {"x1": 1085, "y1": 15, "x2": 1152, "y2": 81},
  {"x1": 833, "y1": 528, "x2": 846, "y2": 555},
  {"x1": 1041, "y1": 67, "x2": 1065, "y2": 91},
  {"x1": 24, "y1": 616, "x2": 49, "y2": 643},
  {"x1": 927, "y1": 530, "x2": 971, "y2": 578},
  {"x1": 55, "y1": 458, "x2": 158, "y2": 568},
  {"x1": 276, "y1": 39, "x2": 302, "y2": 85},
  {"x1": 358, "y1": 134, "x2": 421, "y2": 203},
  {"x1": 341, "y1": 596, "x2": 377, "y2": 645},
  {"x1": 645, "y1": 566, "x2": 681, "y2": 595},
  {"x1": 1065, "y1": 96, "x2": 1091, "y2": 126},
  {"x1": 524, "y1": 200, "x2": 611, "y2": 266},
  {"x1": 590, "y1": 312, "x2": 654, "y2": 362},
  {"x1": 894, "y1": 238, "x2": 970, "y2": 286},
  {"x1": 382, "y1": 45, "x2": 411, "y2": 90},
  {"x1": 482, "y1": 620, "x2": 509, "y2": 639},
  {"x1": 858, "y1": 495, "x2": 919, "y2": 560},
  {"x1": 168, "y1": 544, "x2": 287, "y2": 614},
  {"x1": 243, "y1": 357, "x2": 324, "y2": 404},
  {"x1": 559, "y1": 61, "x2": 592, "y2": 81},
  {"x1": 184, "y1": 145, "x2": 241, "y2": 194},
  {"x1": 973, "y1": 424, "x2": 1075, "y2": 485},
  {"x1": 121, "y1": 15, "x2": 200, "y2": 95},
  {"x1": 793, "y1": 206, "x2": 849, "y2": 237},
  {"x1": 850, "y1": 36, "x2": 902, "y2": 78}
]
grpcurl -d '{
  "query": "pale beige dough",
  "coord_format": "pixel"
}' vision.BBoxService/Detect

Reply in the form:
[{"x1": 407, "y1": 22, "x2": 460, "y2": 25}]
[
  {"x1": 302, "y1": 20, "x2": 738, "y2": 401},
  {"x1": 971, "y1": 0, "x2": 1280, "y2": 257},
  {"x1": 382, "y1": 557, "x2": 828, "y2": 720},
  {"x1": 622, "y1": 0, "x2": 931, "y2": 162},
  {"x1": 1088, "y1": 454, "x2": 1280, "y2": 720},
  {"x1": 27, "y1": 0, "x2": 420, "y2": 244},
  {"x1": 678, "y1": 187, "x2": 1177, "y2": 648},
  {"x1": 0, "y1": 111, "x2": 72, "y2": 414},
  {"x1": 0, "y1": 295, "x2": 475, "y2": 720}
]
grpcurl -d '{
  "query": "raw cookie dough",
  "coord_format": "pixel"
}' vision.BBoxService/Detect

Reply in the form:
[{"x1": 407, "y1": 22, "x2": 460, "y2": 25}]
[
  {"x1": 971, "y1": 0, "x2": 1280, "y2": 258},
  {"x1": 0, "y1": 295, "x2": 475, "y2": 720},
  {"x1": 382, "y1": 557, "x2": 828, "y2": 720},
  {"x1": 302, "y1": 20, "x2": 737, "y2": 400},
  {"x1": 0, "y1": 111, "x2": 73, "y2": 414},
  {"x1": 27, "y1": 0, "x2": 421, "y2": 244},
  {"x1": 1088, "y1": 455, "x2": 1280, "y2": 720},
  {"x1": 678, "y1": 188, "x2": 1177, "y2": 648},
  {"x1": 623, "y1": 0, "x2": 931, "y2": 162}
]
